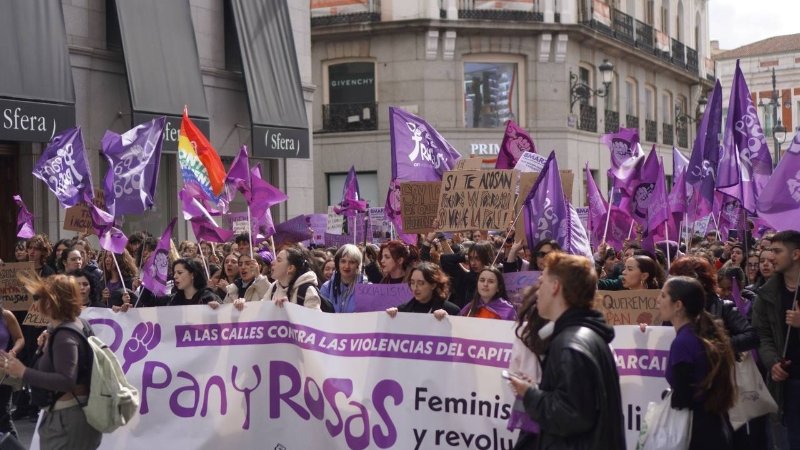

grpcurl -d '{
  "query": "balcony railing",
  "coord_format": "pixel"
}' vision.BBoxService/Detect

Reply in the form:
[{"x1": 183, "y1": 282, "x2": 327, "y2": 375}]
[
  {"x1": 613, "y1": 10, "x2": 634, "y2": 45},
  {"x1": 645, "y1": 119, "x2": 657, "y2": 142},
  {"x1": 457, "y1": 0, "x2": 543, "y2": 21},
  {"x1": 578, "y1": 104, "x2": 597, "y2": 132},
  {"x1": 605, "y1": 110, "x2": 620, "y2": 134},
  {"x1": 322, "y1": 102, "x2": 378, "y2": 132},
  {"x1": 687, "y1": 48, "x2": 699, "y2": 75},
  {"x1": 626, "y1": 114, "x2": 639, "y2": 130},
  {"x1": 676, "y1": 125, "x2": 688, "y2": 148},
  {"x1": 635, "y1": 20, "x2": 653, "y2": 50},
  {"x1": 662, "y1": 123, "x2": 674, "y2": 145},
  {"x1": 672, "y1": 39, "x2": 685, "y2": 67}
]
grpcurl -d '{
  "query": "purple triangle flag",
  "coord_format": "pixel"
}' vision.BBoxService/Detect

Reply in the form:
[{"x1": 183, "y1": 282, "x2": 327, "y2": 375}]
[
  {"x1": 602, "y1": 127, "x2": 642, "y2": 171},
  {"x1": 142, "y1": 218, "x2": 176, "y2": 296},
  {"x1": 756, "y1": 132, "x2": 800, "y2": 232},
  {"x1": 179, "y1": 188, "x2": 234, "y2": 243},
  {"x1": 646, "y1": 159, "x2": 672, "y2": 243},
  {"x1": 84, "y1": 191, "x2": 129, "y2": 253},
  {"x1": 13, "y1": 195, "x2": 34, "y2": 239},
  {"x1": 686, "y1": 81, "x2": 723, "y2": 221},
  {"x1": 626, "y1": 146, "x2": 660, "y2": 226},
  {"x1": 101, "y1": 117, "x2": 165, "y2": 216},
  {"x1": 33, "y1": 127, "x2": 94, "y2": 208},
  {"x1": 585, "y1": 163, "x2": 607, "y2": 245},
  {"x1": 673, "y1": 147, "x2": 689, "y2": 178},
  {"x1": 715, "y1": 192, "x2": 744, "y2": 242},
  {"x1": 495, "y1": 120, "x2": 536, "y2": 169},
  {"x1": 334, "y1": 166, "x2": 368, "y2": 216},
  {"x1": 717, "y1": 61, "x2": 773, "y2": 213},
  {"x1": 249, "y1": 164, "x2": 288, "y2": 243},
  {"x1": 224, "y1": 145, "x2": 251, "y2": 202}
]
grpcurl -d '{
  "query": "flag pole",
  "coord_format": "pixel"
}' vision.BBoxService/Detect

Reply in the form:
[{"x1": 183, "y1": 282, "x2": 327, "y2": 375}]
[
  {"x1": 197, "y1": 242, "x2": 211, "y2": 280},
  {"x1": 626, "y1": 219, "x2": 635, "y2": 240},
  {"x1": 710, "y1": 211, "x2": 722, "y2": 241},
  {"x1": 246, "y1": 206, "x2": 254, "y2": 259},
  {"x1": 111, "y1": 252, "x2": 128, "y2": 295},
  {"x1": 491, "y1": 205, "x2": 527, "y2": 267},
  {"x1": 664, "y1": 221, "x2": 671, "y2": 271},
  {"x1": 601, "y1": 190, "x2": 613, "y2": 244}
]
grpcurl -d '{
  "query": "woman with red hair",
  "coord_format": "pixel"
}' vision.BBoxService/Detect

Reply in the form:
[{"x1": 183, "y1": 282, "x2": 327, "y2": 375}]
[{"x1": 378, "y1": 240, "x2": 419, "y2": 284}]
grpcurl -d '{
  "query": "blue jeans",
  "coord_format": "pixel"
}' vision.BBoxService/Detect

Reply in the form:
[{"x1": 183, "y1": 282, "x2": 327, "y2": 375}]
[{"x1": 783, "y1": 379, "x2": 800, "y2": 450}]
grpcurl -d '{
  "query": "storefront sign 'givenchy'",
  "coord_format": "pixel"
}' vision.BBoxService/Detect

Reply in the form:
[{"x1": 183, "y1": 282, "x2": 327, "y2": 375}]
[{"x1": 3, "y1": 107, "x2": 56, "y2": 139}]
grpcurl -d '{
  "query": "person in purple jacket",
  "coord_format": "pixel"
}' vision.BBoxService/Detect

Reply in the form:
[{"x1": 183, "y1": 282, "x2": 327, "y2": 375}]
[{"x1": 435, "y1": 267, "x2": 516, "y2": 320}]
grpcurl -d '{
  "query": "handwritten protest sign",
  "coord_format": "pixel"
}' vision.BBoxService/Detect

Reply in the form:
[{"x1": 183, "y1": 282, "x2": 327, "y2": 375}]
[
  {"x1": 436, "y1": 170, "x2": 515, "y2": 232},
  {"x1": 326, "y1": 206, "x2": 344, "y2": 235},
  {"x1": 455, "y1": 158, "x2": 483, "y2": 170},
  {"x1": 595, "y1": 289, "x2": 662, "y2": 325},
  {"x1": 0, "y1": 262, "x2": 34, "y2": 311},
  {"x1": 309, "y1": 214, "x2": 327, "y2": 245},
  {"x1": 514, "y1": 170, "x2": 574, "y2": 245},
  {"x1": 353, "y1": 283, "x2": 413, "y2": 312},
  {"x1": 324, "y1": 215, "x2": 367, "y2": 247},
  {"x1": 64, "y1": 189, "x2": 106, "y2": 232},
  {"x1": 224, "y1": 212, "x2": 250, "y2": 236},
  {"x1": 23, "y1": 301, "x2": 48, "y2": 327},
  {"x1": 503, "y1": 271, "x2": 540, "y2": 308},
  {"x1": 400, "y1": 182, "x2": 440, "y2": 234}
]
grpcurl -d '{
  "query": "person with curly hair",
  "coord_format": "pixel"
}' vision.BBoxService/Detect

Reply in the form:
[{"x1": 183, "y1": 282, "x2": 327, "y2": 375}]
[
  {"x1": 386, "y1": 262, "x2": 459, "y2": 317},
  {"x1": 378, "y1": 240, "x2": 419, "y2": 284}
]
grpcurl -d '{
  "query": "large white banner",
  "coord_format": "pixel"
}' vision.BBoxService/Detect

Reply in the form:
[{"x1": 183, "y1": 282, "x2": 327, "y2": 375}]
[{"x1": 32, "y1": 307, "x2": 675, "y2": 450}]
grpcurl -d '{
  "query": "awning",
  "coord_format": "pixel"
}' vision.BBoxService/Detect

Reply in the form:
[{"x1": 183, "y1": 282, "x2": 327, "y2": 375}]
[
  {"x1": 0, "y1": 0, "x2": 76, "y2": 142},
  {"x1": 231, "y1": 0, "x2": 309, "y2": 159},
  {"x1": 113, "y1": 0, "x2": 210, "y2": 152}
]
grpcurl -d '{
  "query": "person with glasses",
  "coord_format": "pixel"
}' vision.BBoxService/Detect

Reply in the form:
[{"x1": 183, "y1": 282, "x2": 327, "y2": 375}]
[
  {"x1": 26, "y1": 235, "x2": 55, "y2": 278},
  {"x1": 385, "y1": 262, "x2": 459, "y2": 317},
  {"x1": 745, "y1": 252, "x2": 761, "y2": 287}
]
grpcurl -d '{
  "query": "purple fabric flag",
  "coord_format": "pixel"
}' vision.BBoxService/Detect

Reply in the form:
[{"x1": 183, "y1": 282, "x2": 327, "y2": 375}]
[
  {"x1": 627, "y1": 146, "x2": 660, "y2": 227},
  {"x1": 756, "y1": 132, "x2": 800, "y2": 232},
  {"x1": 602, "y1": 127, "x2": 642, "y2": 171},
  {"x1": 142, "y1": 218, "x2": 176, "y2": 296},
  {"x1": 249, "y1": 164, "x2": 288, "y2": 243},
  {"x1": 387, "y1": 106, "x2": 461, "y2": 240},
  {"x1": 585, "y1": 163, "x2": 607, "y2": 245},
  {"x1": 686, "y1": 81, "x2": 723, "y2": 221},
  {"x1": 274, "y1": 215, "x2": 312, "y2": 247},
  {"x1": 647, "y1": 160, "x2": 672, "y2": 245},
  {"x1": 84, "y1": 192, "x2": 129, "y2": 253},
  {"x1": 495, "y1": 120, "x2": 536, "y2": 169},
  {"x1": 13, "y1": 195, "x2": 34, "y2": 239},
  {"x1": 32, "y1": 127, "x2": 94, "y2": 208},
  {"x1": 668, "y1": 166, "x2": 688, "y2": 223},
  {"x1": 673, "y1": 147, "x2": 689, "y2": 179},
  {"x1": 100, "y1": 117, "x2": 165, "y2": 216},
  {"x1": 179, "y1": 188, "x2": 234, "y2": 243},
  {"x1": 717, "y1": 61, "x2": 773, "y2": 213},
  {"x1": 716, "y1": 192, "x2": 744, "y2": 242},
  {"x1": 224, "y1": 145, "x2": 251, "y2": 201},
  {"x1": 334, "y1": 166, "x2": 368, "y2": 216}
]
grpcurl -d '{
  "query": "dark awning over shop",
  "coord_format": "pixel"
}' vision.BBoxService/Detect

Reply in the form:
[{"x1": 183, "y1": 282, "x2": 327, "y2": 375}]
[
  {"x1": 0, "y1": 0, "x2": 76, "y2": 142},
  {"x1": 113, "y1": 0, "x2": 210, "y2": 151},
  {"x1": 231, "y1": 0, "x2": 309, "y2": 159}
]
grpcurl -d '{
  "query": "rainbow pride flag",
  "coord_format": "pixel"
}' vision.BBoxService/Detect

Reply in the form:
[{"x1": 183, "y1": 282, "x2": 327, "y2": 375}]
[{"x1": 178, "y1": 108, "x2": 226, "y2": 203}]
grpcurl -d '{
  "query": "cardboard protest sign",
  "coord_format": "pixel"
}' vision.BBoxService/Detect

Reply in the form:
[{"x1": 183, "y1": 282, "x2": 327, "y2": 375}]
[
  {"x1": 326, "y1": 206, "x2": 344, "y2": 235},
  {"x1": 595, "y1": 289, "x2": 662, "y2": 325},
  {"x1": 353, "y1": 283, "x2": 413, "y2": 312},
  {"x1": 308, "y1": 214, "x2": 327, "y2": 246},
  {"x1": 400, "y1": 182, "x2": 440, "y2": 234},
  {"x1": 514, "y1": 170, "x2": 574, "y2": 245},
  {"x1": 224, "y1": 212, "x2": 250, "y2": 236},
  {"x1": 0, "y1": 262, "x2": 34, "y2": 311},
  {"x1": 324, "y1": 215, "x2": 367, "y2": 247},
  {"x1": 22, "y1": 301, "x2": 48, "y2": 327},
  {"x1": 64, "y1": 189, "x2": 106, "y2": 233},
  {"x1": 503, "y1": 271, "x2": 540, "y2": 308},
  {"x1": 455, "y1": 158, "x2": 483, "y2": 170},
  {"x1": 436, "y1": 170, "x2": 516, "y2": 232}
]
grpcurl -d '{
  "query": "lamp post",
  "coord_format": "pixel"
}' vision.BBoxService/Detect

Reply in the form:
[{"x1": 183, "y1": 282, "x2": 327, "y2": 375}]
[
  {"x1": 674, "y1": 95, "x2": 708, "y2": 127},
  {"x1": 771, "y1": 68, "x2": 788, "y2": 164},
  {"x1": 569, "y1": 59, "x2": 615, "y2": 113}
]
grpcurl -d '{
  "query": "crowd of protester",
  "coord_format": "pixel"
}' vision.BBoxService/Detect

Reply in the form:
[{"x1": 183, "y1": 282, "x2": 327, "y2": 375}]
[{"x1": 6, "y1": 222, "x2": 798, "y2": 450}]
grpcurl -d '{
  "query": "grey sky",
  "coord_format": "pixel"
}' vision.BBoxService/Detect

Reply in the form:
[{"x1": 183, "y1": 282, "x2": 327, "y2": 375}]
[{"x1": 709, "y1": 0, "x2": 800, "y2": 50}]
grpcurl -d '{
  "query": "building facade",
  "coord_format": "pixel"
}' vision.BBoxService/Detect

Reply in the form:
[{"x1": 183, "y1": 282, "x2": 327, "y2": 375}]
[
  {"x1": 0, "y1": 0, "x2": 314, "y2": 261},
  {"x1": 714, "y1": 34, "x2": 800, "y2": 163},
  {"x1": 311, "y1": 0, "x2": 714, "y2": 212}
]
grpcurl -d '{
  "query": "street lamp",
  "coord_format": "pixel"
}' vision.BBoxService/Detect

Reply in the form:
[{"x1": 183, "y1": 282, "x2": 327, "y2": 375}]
[
  {"x1": 675, "y1": 95, "x2": 708, "y2": 127},
  {"x1": 770, "y1": 68, "x2": 789, "y2": 165},
  {"x1": 569, "y1": 59, "x2": 614, "y2": 113}
]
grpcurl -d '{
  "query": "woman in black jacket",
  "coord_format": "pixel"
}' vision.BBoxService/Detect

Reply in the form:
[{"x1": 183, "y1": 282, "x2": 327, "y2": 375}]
[
  {"x1": 168, "y1": 258, "x2": 221, "y2": 306},
  {"x1": 429, "y1": 241, "x2": 495, "y2": 308},
  {"x1": 385, "y1": 262, "x2": 460, "y2": 317}
]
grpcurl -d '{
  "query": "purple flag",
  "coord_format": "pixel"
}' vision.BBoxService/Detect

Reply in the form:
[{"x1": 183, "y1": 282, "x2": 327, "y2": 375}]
[
  {"x1": 33, "y1": 127, "x2": 94, "y2": 208},
  {"x1": 84, "y1": 192, "x2": 129, "y2": 253},
  {"x1": 387, "y1": 106, "x2": 461, "y2": 239},
  {"x1": 646, "y1": 160, "x2": 672, "y2": 245},
  {"x1": 13, "y1": 195, "x2": 34, "y2": 239},
  {"x1": 334, "y1": 166, "x2": 368, "y2": 216},
  {"x1": 224, "y1": 145, "x2": 251, "y2": 201},
  {"x1": 626, "y1": 146, "x2": 660, "y2": 227},
  {"x1": 668, "y1": 166, "x2": 688, "y2": 222},
  {"x1": 673, "y1": 147, "x2": 689, "y2": 178},
  {"x1": 716, "y1": 192, "x2": 744, "y2": 242},
  {"x1": 602, "y1": 127, "x2": 642, "y2": 171},
  {"x1": 756, "y1": 132, "x2": 800, "y2": 232},
  {"x1": 142, "y1": 218, "x2": 176, "y2": 296},
  {"x1": 717, "y1": 61, "x2": 773, "y2": 213},
  {"x1": 495, "y1": 120, "x2": 536, "y2": 169},
  {"x1": 585, "y1": 163, "x2": 607, "y2": 245},
  {"x1": 249, "y1": 164, "x2": 288, "y2": 243},
  {"x1": 179, "y1": 188, "x2": 234, "y2": 243},
  {"x1": 101, "y1": 117, "x2": 165, "y2": 216},
  {"x1": 686, "y1": 81, "x2": 723, "y2": 221},
  {"x1": 274, "y1": 215, "x2": 312, "y2": 247}
]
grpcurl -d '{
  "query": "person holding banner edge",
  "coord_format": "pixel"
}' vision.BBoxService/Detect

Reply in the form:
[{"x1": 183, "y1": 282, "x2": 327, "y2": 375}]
[{"x1": 386, "y1": 262, "x2": 459, "y2": 318}]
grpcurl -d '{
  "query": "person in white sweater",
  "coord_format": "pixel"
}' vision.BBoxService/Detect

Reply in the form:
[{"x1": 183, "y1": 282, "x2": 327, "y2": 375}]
[
  {"x1": 217, "y1": 253, "x2": 270, "y2": 310},
  {"x1": 265, "y1": 246, "x2": 322, "y2": 310}
]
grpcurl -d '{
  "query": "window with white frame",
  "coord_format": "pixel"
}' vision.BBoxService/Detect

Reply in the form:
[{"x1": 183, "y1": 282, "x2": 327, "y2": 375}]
[
  {"x1": 463, "y1": 56, "x2": 523, "y2": 128},
  {"x1": 626, "y1": 79, "x2": 638, "y2": 118},
  {"x1": 662, "y1": 91, "x2": 673, "y2": 124},
  {"x1": 645, "y1": 85, "x2": 656, "y2": 121}
]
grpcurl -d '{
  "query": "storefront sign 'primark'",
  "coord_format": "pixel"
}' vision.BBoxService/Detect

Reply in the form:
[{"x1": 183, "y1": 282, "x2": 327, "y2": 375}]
[
  {"x1": 0, "y1": 98, "x2": 75, "y2": 142},
  {"x1": 252, "y1": 125, "x2": 310, "y2": 159}
]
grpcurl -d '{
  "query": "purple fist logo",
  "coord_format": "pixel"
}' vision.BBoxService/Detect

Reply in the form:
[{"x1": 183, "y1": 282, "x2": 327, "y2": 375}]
[{"x1": 121, "y1": 322, "x2": 162, "y2": 374}]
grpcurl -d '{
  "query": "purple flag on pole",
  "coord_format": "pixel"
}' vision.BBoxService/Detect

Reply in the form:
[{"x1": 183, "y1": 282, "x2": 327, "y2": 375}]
[
  {"x1": 717, "y1": 61, "x2": 773, "y2": 213},
  {"x1": 602, "y1": 127, "x2": 642, "y2": 171},
  {"x1": 715, "y1": 192, "x2": 744, "y2": 242},
  {"x1": 13, "y1": 195, "x2": 34, "y2": 239},
  {"x1": 33, "y1": 127, "x2": 94, "y2": 208},
  {"x1": 626, "y1": 146, "x2": 660, "y2": 227},
  {"x1": 647, "y1": 160, "x2": 672, "y2": 244},
  {"x1": 84, "y1": 192, "x2": 129, "y2": 253},
  {"x1": 495, "y1": 120, "x2": 536, "y2": 169},
  {"x1": 274, "y1": 215, "x2": 312, "y2": 247},
  {"x1": 249, "y1": 164, "x2": 288, "y2": 243},
  {"x1": 585, "y1": 163, "x2": 607, "y2": 245},
  {"x1": 387, "y1": 106, "x2": 461, "y2": 240},
  {"x1": 686, "y1": 81, "x2": 723, "y2": 221},
  {"x1": 334, "y1": 166, "x2": 368, "y2": 216},
  {"x1": 101, "y1": 117, "x2": 165, "y2": 216},
  {"x1": 756, "y1": 132, "x2": 800, "y2": 232},
  {"x1": 668, "y1": 166, "x2": 688, "y2": 221},
  {"x1": 673, "y1": 147, "x2": 689, "y2": 178},
  {"x1": 142, "y1": 218, "x2": 176, "y2": 296},
  {"x1": 179, "y1": 189, "x2": 234, "y2": 243},
  {"x1": 224, "y1": 145, "x2": 251, "y2": 201}
]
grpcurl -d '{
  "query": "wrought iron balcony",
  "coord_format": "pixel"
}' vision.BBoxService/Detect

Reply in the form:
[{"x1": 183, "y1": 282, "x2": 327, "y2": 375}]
[
  {"x1": 645, "y1": 119, "x2": 657, "y2": 142},
  {"x1": 605, "y1": 110, "x2": 620, "y2": 134},
  {"x1": 613, "y1": 10, "x2": 634, "y2": 45},
  {"x1": 457, "y1": 0, "x2": 543, "y2": 21},
  {"x1": 662, "y1": 123, "x2": 674, "y2": 145},
  {"x1": 311, "y1": 1, "x2": 381, "y2": 26},
  {"x1": 626, "y1": 114, "x2": 639, "y2": 130},
  {"x1": 671, "y1": 39, "x2": 685, "y2": 67},
  {"x1": 676, "y1": 125, "x2": 688, "y2": 148},
  {"x1": 635, "y1": 20, "x2": 653, "y2": 51},
  {"x1": 687, "y1": 47, "x2": 699, "y2": 75},
  {"x1": 322, "y1": 102, "x2": 378, "y2": 132},
  {"x1": 578, "y1": 104, "x2": 597, "y2": 133}
]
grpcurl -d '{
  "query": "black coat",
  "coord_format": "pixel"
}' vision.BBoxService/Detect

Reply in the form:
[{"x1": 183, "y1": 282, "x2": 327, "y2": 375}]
[
  {"x1": 168, "y1": 288, "x2": 221, "y2": 306},
  {"x1": 439, "y1": 253, "x2": 478, "y2": 308},
  {"x1": 705, "y1": 294, "x2": 759, "y2": 354},
  {"x1": 522, "y1": 308, "x2": 626, "y2": 450}
]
